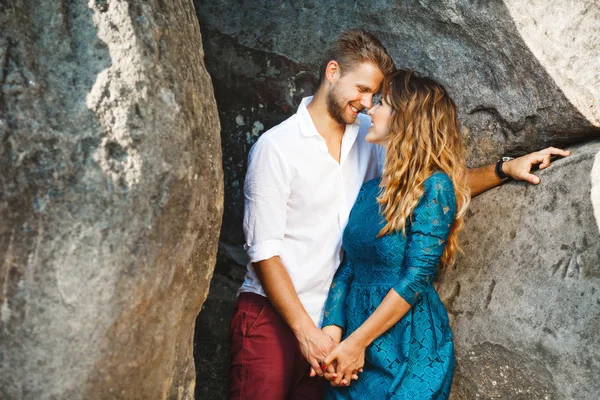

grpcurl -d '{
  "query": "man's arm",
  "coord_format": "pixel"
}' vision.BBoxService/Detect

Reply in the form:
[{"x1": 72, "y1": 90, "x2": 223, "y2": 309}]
[
  {"x1": 467, "y1": 163, "x2": 502, "y2": 198},
  {"x1": 467, "y1": 146, "x2": 571, "y2": 197},
  {"x1": 253, "y1": 257, "x2": 336, "y2": 376},
  {"x1": 242, "y1": 137, "x2": 335, "y2": 376}
]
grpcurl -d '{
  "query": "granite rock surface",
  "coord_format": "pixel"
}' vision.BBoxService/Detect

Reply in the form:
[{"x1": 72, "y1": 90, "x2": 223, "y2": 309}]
[
  {"x1": 0, "y1": 1, "x2": 223, "y2": 398},
  {"x1": 438, "y1": 140, "x2": 600, "y2": 399}
]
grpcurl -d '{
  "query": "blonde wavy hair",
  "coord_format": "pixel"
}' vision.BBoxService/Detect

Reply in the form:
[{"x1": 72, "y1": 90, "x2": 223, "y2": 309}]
[{"x1": 377, "y1": 69, "x2": 470, "y2": 267}]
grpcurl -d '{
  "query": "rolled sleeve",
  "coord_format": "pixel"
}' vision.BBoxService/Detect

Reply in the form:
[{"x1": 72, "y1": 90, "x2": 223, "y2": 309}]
[
  {"x1": 244, "y1": 239, "x2": 283, "y2": 264},
  {"x1": 242, "y1": 136, "x2": 291, "y2": 264},
  {"x1": 393, "y1": 173, "x2": 456, "y2": 306}
]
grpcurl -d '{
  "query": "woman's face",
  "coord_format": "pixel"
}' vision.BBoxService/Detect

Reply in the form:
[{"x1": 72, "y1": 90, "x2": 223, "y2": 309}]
[{"x1": 365, "y1": 96, "x2": 393, "y2": 145}]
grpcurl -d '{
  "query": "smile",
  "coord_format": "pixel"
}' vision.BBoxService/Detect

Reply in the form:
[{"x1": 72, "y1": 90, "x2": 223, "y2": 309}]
[{"x1": 350, "y1": 105, "x2": 360, "y2": 114}]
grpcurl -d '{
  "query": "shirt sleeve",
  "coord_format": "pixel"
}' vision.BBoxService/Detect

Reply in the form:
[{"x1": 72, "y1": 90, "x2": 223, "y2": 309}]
[
  {"x1": 393, "y1": 173, "x2": 457, "y2": 306},
  {"x1": 322, "y1": 254, "x2": 354, "y2": 330},
  {"x1": 242, "y1": 136, "x2": 291, "y2": 263}
]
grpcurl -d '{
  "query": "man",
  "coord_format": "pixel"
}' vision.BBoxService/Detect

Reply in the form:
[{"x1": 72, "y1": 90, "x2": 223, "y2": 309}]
[{"x1": 228, "y1": 29, "x2": 569, "y2": 399}]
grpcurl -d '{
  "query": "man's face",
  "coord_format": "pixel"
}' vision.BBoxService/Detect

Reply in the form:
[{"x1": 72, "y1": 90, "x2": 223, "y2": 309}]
[{"x1": 326, "y1": 62, "x2": 385, "y2": 125}]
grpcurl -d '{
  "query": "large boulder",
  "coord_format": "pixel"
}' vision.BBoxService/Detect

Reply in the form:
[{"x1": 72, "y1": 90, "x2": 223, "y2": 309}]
[
  {"x1": 437, "y1": 140, "x2": 600, "y2": 399},
  {"x1": 195, "y1": 0, "x2": 600, "y2": 245},
  {"x1": 0, "y1": 1, "x2": 223, "y2": 399}
]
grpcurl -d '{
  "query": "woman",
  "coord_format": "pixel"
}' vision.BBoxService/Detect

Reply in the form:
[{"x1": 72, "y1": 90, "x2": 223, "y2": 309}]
[{"x1": 320, "y1": 69, "x2": 470, "y2": 399}]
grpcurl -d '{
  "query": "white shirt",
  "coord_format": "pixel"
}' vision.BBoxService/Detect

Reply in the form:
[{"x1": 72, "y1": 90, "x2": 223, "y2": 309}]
[{"x1": 239, "y1": 97, "x2": 384, "y2": 326}]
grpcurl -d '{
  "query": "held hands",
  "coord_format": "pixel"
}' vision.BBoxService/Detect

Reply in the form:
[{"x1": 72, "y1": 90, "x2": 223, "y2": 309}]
[
  {"x1": 297, "y1": 325, "x2": 337, "y2": 378},
  {"x1": 313, "y1": 325, "x2": 366, "y2": 387},
  {"x1": 312, "y1": 325, "x2": 343, "y2": 381},
  {"x1": 322, "y1": 334, "x2": 366, "y2": 387},
  {"x1": 503, "y1": 146, "x2": 571, "y2": 184}
]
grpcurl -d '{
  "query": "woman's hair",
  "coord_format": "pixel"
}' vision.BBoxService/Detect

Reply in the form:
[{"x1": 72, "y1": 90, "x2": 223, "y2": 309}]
[
  {"x1": 318, "y1": 29, "x2": 395, "y2": 84},
  {"x1": 377, "y1": 69, "x2": 470, "y2": 267}
]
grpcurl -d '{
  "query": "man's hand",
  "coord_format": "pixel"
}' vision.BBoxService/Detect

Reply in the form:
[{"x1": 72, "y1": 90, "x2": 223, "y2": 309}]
[
  {"x1": 503, "y1": 146, "x2": 571, "y2": 184},
  {"x1": 297, "y1": 326, "x2": 337, "y2": 377},
  {"x1": 317, "y1": 325, "x2": 344, "y2": 381},
  {"x1": 252, "y1": 257, "x2": 338, "y2": 378}
]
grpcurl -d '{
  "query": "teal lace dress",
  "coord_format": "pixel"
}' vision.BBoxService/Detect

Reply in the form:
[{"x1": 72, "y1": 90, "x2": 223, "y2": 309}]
[{"x1": 322, "y1": 172, "x2": 456, "y2": 400}]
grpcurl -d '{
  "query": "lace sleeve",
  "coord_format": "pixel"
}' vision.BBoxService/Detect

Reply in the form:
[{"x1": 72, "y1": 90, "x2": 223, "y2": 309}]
[
  {"x1": 322, "y1": 255, "x2": 354, "y2": 329},
  {"x1": 393, "y1": 173, "x2": 456, "y2": 306}
]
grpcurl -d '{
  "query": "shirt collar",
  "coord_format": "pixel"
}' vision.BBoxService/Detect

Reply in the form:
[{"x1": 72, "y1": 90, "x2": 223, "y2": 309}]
[{"x1": 297, "y1": 96, "x2": 362, "y2": 139}]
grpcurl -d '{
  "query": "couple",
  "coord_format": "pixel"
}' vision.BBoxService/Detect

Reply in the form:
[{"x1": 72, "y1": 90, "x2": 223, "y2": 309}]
[{"x1": 228, "y1": 29, "x2": 569, "y2": 399}]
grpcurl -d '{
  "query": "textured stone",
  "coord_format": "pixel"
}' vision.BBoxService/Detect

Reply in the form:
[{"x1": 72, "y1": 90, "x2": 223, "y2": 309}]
[
  {"x1": 195, "y1": 0, "x2": 600, "y2": 245},
  {"x1": 198, "y1": 28, "x2": 317, "y2": 244},
  {"x1": 0, "y1": 1, "x2": 222, "y2": 399},
  {"x1": 504, "y1": 0, "x2": 600, "y2": 127},
  {"x1": 592, "y1": 150, "x2": 600, "y2": 235},
  {"x1": 437, "y1": 140, "x2": 600, "y2": 400},
  {"x1": 451, "y1": 342, "x2": 558, "y2": 399}
]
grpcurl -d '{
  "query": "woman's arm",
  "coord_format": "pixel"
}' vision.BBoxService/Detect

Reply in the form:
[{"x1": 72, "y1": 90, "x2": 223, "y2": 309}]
[
  {"x1": 322, "y1": 255, "x2": 354, "y2": 332},
  {"x1": 340, "y1": 288, "x2": 411, "y2": 352},
  {"x1": 313, "y1": 255, "x2": 355, "y2": 379},
  {"x1": 324, "y1": 173, "x2": 457, "y2": 386}
]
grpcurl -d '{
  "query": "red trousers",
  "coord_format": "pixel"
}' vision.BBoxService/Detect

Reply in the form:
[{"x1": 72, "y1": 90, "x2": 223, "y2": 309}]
[{"x1": 228, "y1": 292, "x2": 326, "y2": 399}]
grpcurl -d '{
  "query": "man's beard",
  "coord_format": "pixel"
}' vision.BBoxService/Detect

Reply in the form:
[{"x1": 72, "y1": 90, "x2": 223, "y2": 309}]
[{"x1": 326, "y1": 85, "x2": 356, "y2": 125}]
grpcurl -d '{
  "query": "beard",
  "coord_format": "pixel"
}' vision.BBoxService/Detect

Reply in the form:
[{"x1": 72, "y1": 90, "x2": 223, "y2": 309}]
[{"x1": 326, "y1": 85, "x2": 357, "y2": 125}]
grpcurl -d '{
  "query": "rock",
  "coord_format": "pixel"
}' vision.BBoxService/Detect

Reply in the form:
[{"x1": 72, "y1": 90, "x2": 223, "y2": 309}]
[
  {"x1": 197, "y1": 1, "x2": 600, "y2": 160},
  {"x1": 0, "y1": 1, "x2": 223, "y2": 399},
  {"x1": 195, "y1": 0, "x2": 600, "y2": 244},
  {"x1": 197, "y1": 28, "x2": 318, "y2": 244},
  {"x1": 592, "y1": 149, "x2": 600, "y2": 235},
  {"x1": 437, "y1": 140, "x2": 600, "y2": 399}
]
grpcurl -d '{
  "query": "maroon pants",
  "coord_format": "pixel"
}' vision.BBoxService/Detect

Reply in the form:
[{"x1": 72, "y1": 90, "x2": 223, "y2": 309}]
[{"x1": 228, "y1": 292, "x2": 326, "y2": 399}]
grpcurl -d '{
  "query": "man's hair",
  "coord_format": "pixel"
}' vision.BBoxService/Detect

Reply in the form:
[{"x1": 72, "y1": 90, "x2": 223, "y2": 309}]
[{"x1": 318, "y1": 29, "x2": 395, "y2": 85}]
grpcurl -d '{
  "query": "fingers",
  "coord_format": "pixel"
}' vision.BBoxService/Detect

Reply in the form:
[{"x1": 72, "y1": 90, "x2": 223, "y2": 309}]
[
  {"x1": 323, "y1": 351, "x2": 336, "y2": 367},
  {"x1": 507, "y1": 146, "x2": 571, "y2": 183},
  {"x1": 308, "y1": 358, "x2": 323, "y2": 377},
  {"x1": 328, "y1": 366, "x2": 363, "y2": 386},
  {"x1": 331, "y1": 364, "x2": 356, "y2": 386},
  {"x1": 522, "y1": 172, "x2": 540, "y2": 185},
  {"x1": 333, "y1": 366, "x2": 345, "y2": 386},
  {"x1": 538, "y1": 154, "x2": 551, "y2": 170},
  {"x1": 323, "y1": 370, "x2": 338, "y2": 381},
  {"x1": 340, "y1": 372, "x2": 353, "y2": 386},
  {"x1": 327, "y1": 363, "x2": 337, "y2": 376},
  {"x1": 323, "y1": 363, "x2": 337, "y2": 381},
  {"x1": 508, "y1": 155, "x2": 542, "y2": 183},
  {"x1": 537, "y1": 146, "x2": 571, "y2": 157}
]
